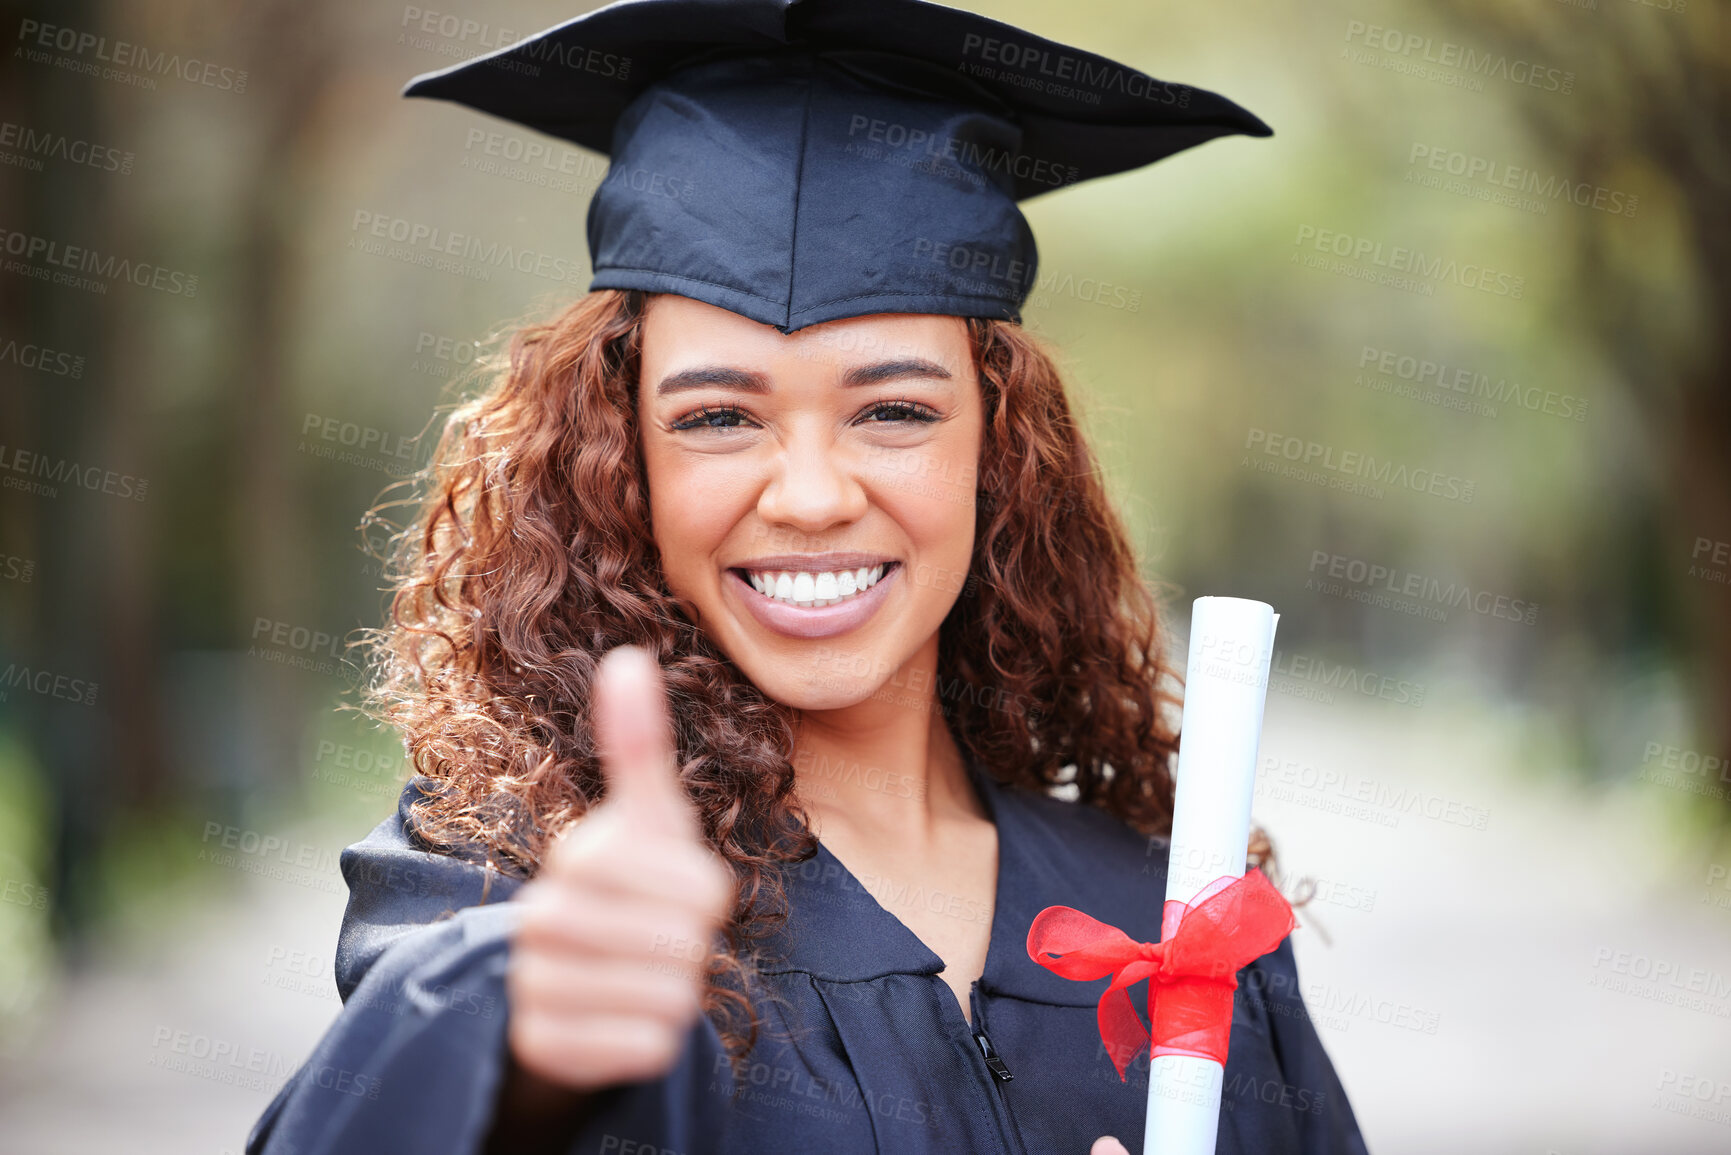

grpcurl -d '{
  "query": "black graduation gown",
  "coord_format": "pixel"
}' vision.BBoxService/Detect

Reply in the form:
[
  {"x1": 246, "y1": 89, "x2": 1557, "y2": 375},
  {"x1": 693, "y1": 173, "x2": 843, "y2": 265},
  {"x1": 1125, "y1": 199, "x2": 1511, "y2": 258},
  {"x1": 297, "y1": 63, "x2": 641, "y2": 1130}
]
[{"x1": 246, "y1": 758, "x2": 1369, "y2": 1155}]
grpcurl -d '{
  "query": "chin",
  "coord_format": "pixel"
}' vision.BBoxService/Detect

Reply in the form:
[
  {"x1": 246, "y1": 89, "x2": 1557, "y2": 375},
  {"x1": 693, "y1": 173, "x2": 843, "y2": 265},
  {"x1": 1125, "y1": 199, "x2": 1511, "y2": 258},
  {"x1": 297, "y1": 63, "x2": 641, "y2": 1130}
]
[{"x1": 735, "y1": 647, "x2": 898, "y2": 713}]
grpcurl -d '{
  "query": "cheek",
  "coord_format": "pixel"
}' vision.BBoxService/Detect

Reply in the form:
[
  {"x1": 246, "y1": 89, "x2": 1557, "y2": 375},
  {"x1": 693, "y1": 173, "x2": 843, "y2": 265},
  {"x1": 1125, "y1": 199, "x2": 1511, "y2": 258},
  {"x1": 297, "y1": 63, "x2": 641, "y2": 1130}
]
[
  {"x1": 872, "y1": 444, "x2": 978, "y2": 583},
  {"x1": 643, "y1": 445, "x2": 710, "y2": 586},
  {"x1": 642, "y1": 441, "x2": 750, "y2": 590}
]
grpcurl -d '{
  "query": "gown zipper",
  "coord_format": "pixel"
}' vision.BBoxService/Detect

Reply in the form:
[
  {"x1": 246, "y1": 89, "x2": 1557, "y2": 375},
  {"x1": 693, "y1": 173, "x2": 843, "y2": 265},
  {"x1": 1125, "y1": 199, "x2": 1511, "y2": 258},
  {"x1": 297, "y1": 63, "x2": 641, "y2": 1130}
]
[
  {"x1": 972, "y1": 1029, "x2": 1014, "y2": 1081},
  {"x1": 969, "y1": 983, "x2": 1012, "y2": 1081},
  {"x1": 966, "y1": 980, "x2": 1030, "y2": 1154}
]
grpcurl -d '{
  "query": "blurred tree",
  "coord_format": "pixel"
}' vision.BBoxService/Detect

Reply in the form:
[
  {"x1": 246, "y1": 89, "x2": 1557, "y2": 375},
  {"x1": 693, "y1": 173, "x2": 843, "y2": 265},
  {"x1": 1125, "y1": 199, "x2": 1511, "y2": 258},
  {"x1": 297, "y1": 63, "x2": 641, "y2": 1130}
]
[
  {"x1": 1, "y1": 0, "x2": 140, "y2": 944},
  {"x1": 1432, "y1": 0, "x2": 1731, "y2": 769},
  {"x1": 0, "y1": 0, "x2": 345, "y2": 941},
  {"x1": 198, "y1": 0, "x2": 343, "y2": 791}
]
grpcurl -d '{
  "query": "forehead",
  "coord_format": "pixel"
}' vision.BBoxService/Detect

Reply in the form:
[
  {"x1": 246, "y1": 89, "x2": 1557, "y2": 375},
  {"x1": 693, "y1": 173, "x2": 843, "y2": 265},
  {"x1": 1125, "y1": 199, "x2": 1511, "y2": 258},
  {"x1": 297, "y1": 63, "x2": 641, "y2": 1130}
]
[{"x1": 639, "y1": 294, "x2": 974, "y2": 382}]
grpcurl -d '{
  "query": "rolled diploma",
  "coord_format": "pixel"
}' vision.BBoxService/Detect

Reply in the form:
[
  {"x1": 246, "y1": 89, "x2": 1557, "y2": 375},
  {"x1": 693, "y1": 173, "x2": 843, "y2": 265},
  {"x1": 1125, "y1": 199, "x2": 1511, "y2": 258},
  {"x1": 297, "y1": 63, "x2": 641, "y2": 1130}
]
[{"x1": 1142, "y1": 597, "x2": 1279, "y2": 1155}]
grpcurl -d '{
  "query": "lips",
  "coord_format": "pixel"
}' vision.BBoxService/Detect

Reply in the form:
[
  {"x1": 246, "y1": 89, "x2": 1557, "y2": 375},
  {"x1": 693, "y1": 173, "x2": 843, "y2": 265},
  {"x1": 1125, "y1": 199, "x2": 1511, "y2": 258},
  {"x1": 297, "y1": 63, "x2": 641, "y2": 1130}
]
[{"x1": 724, "y1": 561, "x2": 902, "y2": 640}]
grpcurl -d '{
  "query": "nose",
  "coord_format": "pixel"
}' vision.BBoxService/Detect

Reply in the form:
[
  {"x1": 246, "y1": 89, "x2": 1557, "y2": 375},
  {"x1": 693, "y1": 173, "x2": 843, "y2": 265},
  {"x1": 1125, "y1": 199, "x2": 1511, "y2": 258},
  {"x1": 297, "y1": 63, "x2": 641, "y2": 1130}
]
[{"x1": 756, "y1": 432, "x2": 868, "y2": 533}]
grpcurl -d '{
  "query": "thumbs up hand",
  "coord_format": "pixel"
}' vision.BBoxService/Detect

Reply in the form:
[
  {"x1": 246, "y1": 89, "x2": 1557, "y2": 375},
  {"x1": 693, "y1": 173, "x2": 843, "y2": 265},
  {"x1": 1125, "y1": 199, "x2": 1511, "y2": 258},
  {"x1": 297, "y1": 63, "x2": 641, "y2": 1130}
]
[{"x1": 507, "y1": 646, "x2": 735, "y2": 1091}]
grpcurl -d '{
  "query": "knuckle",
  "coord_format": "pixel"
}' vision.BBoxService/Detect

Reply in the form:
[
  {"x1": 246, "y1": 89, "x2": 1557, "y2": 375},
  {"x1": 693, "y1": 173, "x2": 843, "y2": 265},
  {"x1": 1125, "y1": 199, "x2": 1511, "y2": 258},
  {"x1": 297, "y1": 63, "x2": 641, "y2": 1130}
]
[
  {"x1": 651, "y1": 964, "x2": 704, "y2": 1004},
  {"x1": 615, "y1": 1023, "x2": 683, "y2": 1077},
  {"x1": 509, "y1": 1015, "x2": 564, "y2": 1076},
  {"x1": 506, "y1": 953, "x2": 557, "y2": 1003},
  {"x1": 514, "y1": 891, "x2": 582, "y2": 947},
  {"x1": 655, "y1": 916, "x2": 707, "y2": 958},
  {"x1": 698, "y1": 862, "x2": 735, "y2": 913}
]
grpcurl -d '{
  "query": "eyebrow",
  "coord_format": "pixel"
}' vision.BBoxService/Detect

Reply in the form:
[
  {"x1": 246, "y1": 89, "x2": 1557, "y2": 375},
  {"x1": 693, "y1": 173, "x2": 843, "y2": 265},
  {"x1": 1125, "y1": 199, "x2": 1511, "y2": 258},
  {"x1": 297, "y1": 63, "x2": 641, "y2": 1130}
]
[
  {"x1": 654, "y1": 357, "x2": 953, "y2": 397},
  {"x1": 842, "y1": 357, "x2": 954, "y2": 388}
]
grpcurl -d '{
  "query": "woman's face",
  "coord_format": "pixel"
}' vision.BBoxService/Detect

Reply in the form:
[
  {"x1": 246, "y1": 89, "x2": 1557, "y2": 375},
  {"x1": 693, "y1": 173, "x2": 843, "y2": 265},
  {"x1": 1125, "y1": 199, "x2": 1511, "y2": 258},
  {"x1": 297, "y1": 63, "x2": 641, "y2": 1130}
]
[{"x1": 637, "y1": 294, "x2": 981, "y2": 711}]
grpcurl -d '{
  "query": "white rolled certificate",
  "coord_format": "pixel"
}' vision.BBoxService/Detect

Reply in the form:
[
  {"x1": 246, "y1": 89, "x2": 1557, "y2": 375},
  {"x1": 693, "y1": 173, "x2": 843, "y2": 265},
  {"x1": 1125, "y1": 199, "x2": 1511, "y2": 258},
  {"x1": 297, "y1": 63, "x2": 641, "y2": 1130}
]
[{"x1": 1142, "y1": 597, "x2": 1279, "y2": 1155}]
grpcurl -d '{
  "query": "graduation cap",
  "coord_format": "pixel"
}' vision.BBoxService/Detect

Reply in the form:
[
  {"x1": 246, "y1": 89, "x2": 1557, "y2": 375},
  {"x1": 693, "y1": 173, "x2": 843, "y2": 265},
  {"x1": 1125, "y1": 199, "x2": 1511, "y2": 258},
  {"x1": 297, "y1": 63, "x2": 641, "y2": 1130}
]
[{"x1": 404, "y1": 0, "x2": 1271, "y2": 333}]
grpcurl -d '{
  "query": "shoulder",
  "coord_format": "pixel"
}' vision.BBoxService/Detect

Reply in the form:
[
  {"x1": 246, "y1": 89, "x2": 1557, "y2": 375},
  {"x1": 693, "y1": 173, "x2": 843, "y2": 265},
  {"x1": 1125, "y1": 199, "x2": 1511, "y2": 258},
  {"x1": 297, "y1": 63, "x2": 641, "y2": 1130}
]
[
  {"x1": 334, "y1": 775, "x2": 526, "y2": 999},
  {"x1": 982, "y1": 772, "x2": 1170, "y2": 942},
  {"x1": 993, "y1": 778, "x2": 1165, "y2": 870}
]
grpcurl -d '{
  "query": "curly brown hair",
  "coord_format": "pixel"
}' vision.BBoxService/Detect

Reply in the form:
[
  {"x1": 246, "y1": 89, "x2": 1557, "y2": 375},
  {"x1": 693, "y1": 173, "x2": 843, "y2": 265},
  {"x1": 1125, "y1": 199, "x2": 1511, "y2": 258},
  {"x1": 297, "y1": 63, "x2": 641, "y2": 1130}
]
[{"x1": 355, "y1": 287, "x2": 1268, "y2": 1063}]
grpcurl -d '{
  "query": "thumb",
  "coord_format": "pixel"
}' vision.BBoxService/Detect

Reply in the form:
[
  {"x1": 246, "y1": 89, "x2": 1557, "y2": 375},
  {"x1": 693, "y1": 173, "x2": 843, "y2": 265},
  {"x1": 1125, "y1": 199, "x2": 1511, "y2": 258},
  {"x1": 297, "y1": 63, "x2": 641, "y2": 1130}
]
[
  {"x1": 1090, "y1": 1139, "x2": 1131, "y2": 1155},
  {"x1": 592, "y1": 645, "x2": 692, "y2": 831}
]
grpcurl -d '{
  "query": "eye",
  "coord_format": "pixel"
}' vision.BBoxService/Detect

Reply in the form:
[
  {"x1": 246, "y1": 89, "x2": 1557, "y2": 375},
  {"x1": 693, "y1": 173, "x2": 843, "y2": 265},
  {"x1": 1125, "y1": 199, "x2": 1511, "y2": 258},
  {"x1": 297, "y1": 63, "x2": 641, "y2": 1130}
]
[
  {"x1": 669, "y1": 404, "x2": 756, "y2": 431},
  {"x1": 856, "y1": 399, "x2": 940, "y2": 425}
]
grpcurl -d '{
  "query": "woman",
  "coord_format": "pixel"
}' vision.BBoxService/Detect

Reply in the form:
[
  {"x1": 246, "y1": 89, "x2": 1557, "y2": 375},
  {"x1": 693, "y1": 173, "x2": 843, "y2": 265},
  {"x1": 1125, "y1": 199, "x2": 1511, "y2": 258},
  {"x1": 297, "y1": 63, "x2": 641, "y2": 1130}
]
[{"x1": 248, "y1": 2, "x2": 1368, "y2": 1153}]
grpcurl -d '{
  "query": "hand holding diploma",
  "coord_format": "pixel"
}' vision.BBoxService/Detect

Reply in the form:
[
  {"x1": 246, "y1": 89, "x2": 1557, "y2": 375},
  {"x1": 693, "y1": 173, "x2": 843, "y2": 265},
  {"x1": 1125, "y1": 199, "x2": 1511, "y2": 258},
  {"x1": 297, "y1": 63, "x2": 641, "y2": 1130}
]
[
  {"x1": 507, "y1": 645, "x2": 735, "y2": 1091},
  {"x1": 1027, "y1": 598, "x2": 1296, "y2": 1155}
]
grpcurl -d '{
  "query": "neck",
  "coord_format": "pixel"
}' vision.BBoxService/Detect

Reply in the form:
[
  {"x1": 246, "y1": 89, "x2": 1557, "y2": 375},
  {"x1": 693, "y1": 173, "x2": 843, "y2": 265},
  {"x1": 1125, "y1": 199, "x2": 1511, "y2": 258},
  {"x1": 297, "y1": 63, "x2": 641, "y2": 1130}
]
[{"x1": 791, "y1": 634, "x2": 983, "y2": 840}]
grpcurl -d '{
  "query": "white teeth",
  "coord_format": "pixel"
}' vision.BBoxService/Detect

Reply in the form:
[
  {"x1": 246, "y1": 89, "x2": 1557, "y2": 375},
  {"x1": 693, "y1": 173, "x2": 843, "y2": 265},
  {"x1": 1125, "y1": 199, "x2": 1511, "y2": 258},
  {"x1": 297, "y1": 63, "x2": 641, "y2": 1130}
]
[{"x1": 742, "y1": 564, "x2": 893, "y2": 608}]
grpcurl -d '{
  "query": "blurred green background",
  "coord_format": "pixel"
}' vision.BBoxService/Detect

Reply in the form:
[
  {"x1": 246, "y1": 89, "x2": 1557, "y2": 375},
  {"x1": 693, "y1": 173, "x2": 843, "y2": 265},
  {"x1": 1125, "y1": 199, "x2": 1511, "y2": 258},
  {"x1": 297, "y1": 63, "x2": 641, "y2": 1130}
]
[{"x1": 2, "y1": 1, "x2": 1728, "y2": 1151}]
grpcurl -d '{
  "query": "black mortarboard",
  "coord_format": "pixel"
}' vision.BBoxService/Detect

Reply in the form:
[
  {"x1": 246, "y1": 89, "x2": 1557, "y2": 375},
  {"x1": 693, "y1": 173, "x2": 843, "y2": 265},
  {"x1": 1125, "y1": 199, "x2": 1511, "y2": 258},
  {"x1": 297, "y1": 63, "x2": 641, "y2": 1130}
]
[{"x1": 404, "y1": 0, "x2": 1271, "y2": 333}]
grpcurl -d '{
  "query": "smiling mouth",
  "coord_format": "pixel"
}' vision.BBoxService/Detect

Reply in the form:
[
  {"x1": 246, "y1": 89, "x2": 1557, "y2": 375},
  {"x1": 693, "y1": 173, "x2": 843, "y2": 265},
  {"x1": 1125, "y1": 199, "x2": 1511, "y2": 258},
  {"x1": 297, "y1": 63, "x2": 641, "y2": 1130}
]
[{"x1": 729, "y1": 561, "x2": 901, "y2": 608}]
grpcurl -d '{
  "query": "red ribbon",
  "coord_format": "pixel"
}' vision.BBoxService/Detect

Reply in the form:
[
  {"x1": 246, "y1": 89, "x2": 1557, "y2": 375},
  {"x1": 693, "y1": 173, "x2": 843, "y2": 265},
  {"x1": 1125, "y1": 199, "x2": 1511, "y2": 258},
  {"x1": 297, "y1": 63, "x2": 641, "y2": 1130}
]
[{"x1": 1024, "y1": 868, "x2": 1296, "y2": 1082}]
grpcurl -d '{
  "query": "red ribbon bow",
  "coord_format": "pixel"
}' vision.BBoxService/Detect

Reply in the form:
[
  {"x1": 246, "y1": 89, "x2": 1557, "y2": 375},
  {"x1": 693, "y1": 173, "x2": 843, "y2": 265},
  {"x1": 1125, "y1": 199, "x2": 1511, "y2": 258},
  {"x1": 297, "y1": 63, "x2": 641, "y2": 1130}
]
[{"x1": 1024, "y1": 868, "x2": 1296, "y2": 1082}]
